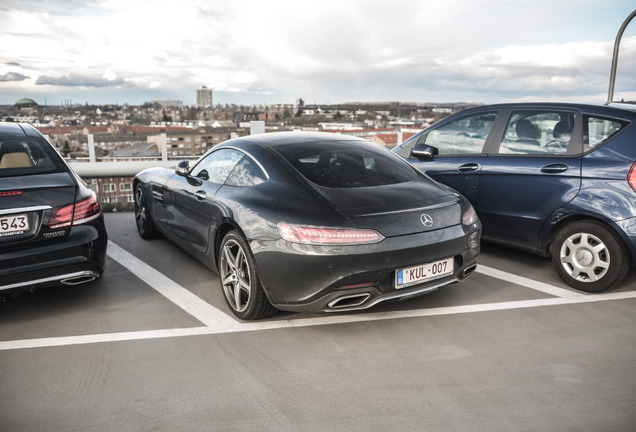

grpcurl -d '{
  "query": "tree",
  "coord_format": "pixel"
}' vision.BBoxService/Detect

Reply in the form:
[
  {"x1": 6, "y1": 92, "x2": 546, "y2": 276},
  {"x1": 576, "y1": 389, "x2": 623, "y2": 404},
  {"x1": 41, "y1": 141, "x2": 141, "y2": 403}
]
[{"x1": 62, "y1": 140, "x2": 71, "y2": 158}]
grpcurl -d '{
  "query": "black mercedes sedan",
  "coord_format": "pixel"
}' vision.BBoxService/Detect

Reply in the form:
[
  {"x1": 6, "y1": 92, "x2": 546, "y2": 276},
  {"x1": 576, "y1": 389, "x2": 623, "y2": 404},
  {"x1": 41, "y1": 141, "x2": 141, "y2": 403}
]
[
  {"x1": 0, "y1": 122, "x2": 107, "y2": 297},
  {"x1": 134, "y1": 132, "x2": 481, "y2": 320}
]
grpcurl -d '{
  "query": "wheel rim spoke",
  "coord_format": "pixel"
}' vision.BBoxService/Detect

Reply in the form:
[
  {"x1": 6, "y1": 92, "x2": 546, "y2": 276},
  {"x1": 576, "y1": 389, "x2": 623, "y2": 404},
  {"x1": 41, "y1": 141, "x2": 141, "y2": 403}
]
[
  {"x1": 560, "y1": 232, "x2": 610, "y2": 282},
  {"x1": 134, "y1": 189, "x2": 146, "y2": 231},
  {"x1": 221, "y1": 240, "x2": 251, "y2": 313}
]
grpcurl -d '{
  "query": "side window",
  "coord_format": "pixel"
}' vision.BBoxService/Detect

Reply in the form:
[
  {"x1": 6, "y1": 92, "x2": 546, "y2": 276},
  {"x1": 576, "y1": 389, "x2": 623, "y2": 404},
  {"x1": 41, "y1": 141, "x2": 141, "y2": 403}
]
[
  {"x1": 500, "y1": 111, "x2": 576, "y2": 155},
  {"x1": 225, "y1": 156, "x2": 267, "y2": 186},
  {"x1": 584, "y1": 116, "x2": 625, "y2": 151},
  {"x1": 424, "y1": 111, "x2": 497, "y2": 155},
  {"x1": 190, "y1": 148, "x2": 244, "y2": 184}
]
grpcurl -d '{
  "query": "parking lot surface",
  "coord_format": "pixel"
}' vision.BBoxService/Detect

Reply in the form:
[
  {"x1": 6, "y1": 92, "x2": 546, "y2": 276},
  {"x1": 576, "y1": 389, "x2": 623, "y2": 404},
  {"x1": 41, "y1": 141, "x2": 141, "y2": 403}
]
[{"x1": 1, "y1": 212, "x2": 635, "y2": 431}]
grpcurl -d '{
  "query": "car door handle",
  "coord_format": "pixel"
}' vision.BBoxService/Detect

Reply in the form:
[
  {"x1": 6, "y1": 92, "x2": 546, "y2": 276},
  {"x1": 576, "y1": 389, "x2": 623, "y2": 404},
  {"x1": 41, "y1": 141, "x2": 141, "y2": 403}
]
[
  {"x1": 540, "y1": 164, "x2": 569, "y2": 173},
  {"x1": 194, "y1": 190, "x2": 207, "y2": 200},
  {"x1": 457, "y1": 163, "x2": 480, "y2": 172}
]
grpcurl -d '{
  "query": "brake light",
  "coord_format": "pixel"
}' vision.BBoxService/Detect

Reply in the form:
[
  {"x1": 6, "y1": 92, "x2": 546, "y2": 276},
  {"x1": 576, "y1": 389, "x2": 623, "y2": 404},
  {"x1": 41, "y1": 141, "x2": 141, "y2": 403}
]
[
  {"x1": 462, "y1": 205, "x2": 479, "y2": 226},
  {"x1": 49, "y1": 191, "x2": 102, "y2": 229},
  {"x1": 629, "y1": 162, "x2": 636, "y2": 193},
  {"x1": 278, "y1": 223, "x2": 384, "y2": 245}
]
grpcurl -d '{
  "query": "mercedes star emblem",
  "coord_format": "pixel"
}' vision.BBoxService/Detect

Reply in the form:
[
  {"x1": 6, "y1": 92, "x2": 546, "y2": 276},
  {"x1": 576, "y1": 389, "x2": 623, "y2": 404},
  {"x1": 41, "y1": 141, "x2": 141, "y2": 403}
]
[{"x1": 420, "y1": 214, "x2": 434, "y2": 227}]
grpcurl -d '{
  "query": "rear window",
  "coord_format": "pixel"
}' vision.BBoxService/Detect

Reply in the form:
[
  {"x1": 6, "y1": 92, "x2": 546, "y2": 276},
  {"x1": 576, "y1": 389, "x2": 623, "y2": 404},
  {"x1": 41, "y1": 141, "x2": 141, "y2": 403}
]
[
  {"x1": 272, "y1": 140, "x2": 417, "y2": 188},
  {"x1": 0, "y1": 138, "x2": 65, "y2": 177}
]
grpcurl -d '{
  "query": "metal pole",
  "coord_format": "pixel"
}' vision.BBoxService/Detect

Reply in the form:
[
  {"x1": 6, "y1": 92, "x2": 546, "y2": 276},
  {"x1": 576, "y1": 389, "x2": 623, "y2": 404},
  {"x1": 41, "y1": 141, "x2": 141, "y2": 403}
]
[{"x1": 606, "y1": 9, "x2": 636, "y2": 105}]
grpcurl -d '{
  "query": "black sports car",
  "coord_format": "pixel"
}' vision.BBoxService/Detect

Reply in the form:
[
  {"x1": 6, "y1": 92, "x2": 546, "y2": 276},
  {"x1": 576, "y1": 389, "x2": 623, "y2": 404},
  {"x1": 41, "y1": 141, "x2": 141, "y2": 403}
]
[
  {"x1": 0, "y1": 122, "x2": 108, "y2": 296},
  {"x1": 134, "y1": 132, "x2": 481, "y2": 320}
]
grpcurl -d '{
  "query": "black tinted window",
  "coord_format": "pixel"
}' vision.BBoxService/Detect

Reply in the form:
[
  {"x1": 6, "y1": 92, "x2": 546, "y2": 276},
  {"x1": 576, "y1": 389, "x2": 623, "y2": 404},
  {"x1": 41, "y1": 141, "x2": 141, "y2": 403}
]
[
  {"x1": 0, "y1": 137, "x2": 64, "y2": 177},
  {"x1": 273, "y1": 140, "x2": 417, "y2": 188}
]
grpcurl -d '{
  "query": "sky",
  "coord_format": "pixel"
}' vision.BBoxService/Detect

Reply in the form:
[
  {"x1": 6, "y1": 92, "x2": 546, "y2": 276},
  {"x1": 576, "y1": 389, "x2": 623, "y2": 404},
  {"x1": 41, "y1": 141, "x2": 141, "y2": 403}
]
[{"x1": 1, "y1": 0, "x2": 635, "y2": 107}]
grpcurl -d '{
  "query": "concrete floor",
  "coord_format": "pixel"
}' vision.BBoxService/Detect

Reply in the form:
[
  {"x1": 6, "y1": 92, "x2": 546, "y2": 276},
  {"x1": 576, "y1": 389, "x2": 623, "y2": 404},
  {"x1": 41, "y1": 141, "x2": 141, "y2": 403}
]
[{"x1": 1, "y1": 212, "x2": 635, "y2": 431}]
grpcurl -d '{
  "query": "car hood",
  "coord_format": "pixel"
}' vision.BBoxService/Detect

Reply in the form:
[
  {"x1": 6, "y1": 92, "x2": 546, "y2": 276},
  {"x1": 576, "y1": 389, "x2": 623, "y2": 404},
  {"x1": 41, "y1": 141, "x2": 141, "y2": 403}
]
[{"x1": 310, "y1": 177, "x2": 462, "y2": 237}]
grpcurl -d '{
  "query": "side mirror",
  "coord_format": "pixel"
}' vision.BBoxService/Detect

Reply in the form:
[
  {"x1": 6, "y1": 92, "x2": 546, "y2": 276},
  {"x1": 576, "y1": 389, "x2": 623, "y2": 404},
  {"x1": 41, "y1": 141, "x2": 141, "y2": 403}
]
[
  {"x1": 410, "y1": 144, "x2": 439, "y2": 160},
  {"x1": 175, "y1": 160, "x2": 190, "y2": 176}
]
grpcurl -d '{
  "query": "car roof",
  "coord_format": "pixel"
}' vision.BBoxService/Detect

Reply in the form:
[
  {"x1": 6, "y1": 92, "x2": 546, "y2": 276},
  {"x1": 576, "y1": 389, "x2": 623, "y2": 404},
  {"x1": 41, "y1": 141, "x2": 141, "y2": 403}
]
[
  {"x1": 465, "y1": 101, "x2": 636, "y2": 112},
  {"x1": 452, "y1": 101, "x2": 636, "y2": 122},
  {"x1": 0, "y1": 122, "x2": 44, "y2": 138},
  {"x1": 226, "y1": 131, "x2": 367, "y2": 148}
]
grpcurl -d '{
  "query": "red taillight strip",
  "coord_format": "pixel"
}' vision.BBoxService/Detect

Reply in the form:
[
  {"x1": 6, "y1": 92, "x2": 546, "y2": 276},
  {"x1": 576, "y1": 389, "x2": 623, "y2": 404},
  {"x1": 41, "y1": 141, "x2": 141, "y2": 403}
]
[
  {"x1": 628, "y1": 162, "x2": 636, "y2": 193},
  {"x1": 49, "y1": 192, "x2": 102, "y2": 230},
  {"x1": 277, "y1": 223, "x2": 384, "y2": 245},
  {"x1": 0, "y1": 191, "x2": 23, "y2": 197}
]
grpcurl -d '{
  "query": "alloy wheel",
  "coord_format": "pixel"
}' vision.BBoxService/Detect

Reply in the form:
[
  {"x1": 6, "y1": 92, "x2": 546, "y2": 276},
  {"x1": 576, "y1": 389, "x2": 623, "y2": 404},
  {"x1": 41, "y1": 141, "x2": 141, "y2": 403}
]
[{"x1": 220, "y1": 238, "x2": 252, "y2": 313}]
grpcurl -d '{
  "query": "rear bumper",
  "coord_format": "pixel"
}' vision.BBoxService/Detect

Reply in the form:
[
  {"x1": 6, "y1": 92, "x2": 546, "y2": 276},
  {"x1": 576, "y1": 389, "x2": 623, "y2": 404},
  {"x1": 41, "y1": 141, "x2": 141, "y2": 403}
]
[
  {"x1": 273, "y1": 263, "x2": 478, "y2": 314},
  {"x1": 0, "y1": 220, "x2": 107, "y2": 294},
  {"x1": 252, "y1": 224, "x2": 480, "y2": 313}
]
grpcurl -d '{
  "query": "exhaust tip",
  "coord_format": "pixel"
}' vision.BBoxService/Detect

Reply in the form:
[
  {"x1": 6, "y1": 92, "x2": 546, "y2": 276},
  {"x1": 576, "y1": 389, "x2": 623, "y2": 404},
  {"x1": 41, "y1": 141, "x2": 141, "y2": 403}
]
[
  {"x1": 60, "y1": 271, "x2": 100, "y2": 286},
  {"x1": 462, "y1": 264, "x2": 477, "y2": 278},
  {"x1": 327, "y1": 293, "x2": 371, "y2": 309}
]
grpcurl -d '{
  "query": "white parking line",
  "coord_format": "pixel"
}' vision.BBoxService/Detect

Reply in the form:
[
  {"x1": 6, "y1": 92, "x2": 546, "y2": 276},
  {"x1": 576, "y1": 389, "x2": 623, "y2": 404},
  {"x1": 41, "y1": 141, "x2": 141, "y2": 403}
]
[
  {"x1": 2, "y1": 290, "x2": 636, "y2": 351},
  {"x1": 107, "y1": 241, "x2": 241, "y2": 331},
  {"x1": 476, "y1": 265, "x2": 584, "y2": 298},
  {"x1": 1, "y1": 244, "x2": 634, "y2": 352}
]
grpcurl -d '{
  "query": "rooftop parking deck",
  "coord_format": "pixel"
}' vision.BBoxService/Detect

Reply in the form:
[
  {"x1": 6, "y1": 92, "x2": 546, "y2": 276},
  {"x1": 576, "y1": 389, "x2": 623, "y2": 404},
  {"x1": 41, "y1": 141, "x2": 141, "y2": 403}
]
[{"x1": 1, "y1": 212, "x2": 635, "y2": 431}]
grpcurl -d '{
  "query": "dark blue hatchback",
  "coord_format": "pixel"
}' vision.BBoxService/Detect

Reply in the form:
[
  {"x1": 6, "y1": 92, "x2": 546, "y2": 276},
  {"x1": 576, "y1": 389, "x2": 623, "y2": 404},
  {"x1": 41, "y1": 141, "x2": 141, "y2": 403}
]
[{"x1": 394, "y1": 102, "x2": 636, "y2": 292}]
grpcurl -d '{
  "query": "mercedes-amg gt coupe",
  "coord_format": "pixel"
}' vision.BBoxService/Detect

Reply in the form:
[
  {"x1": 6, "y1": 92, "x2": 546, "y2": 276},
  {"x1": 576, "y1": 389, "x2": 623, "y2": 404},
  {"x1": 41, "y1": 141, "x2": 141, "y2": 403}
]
[{"x1": 134, "y1": 131, "x2": 481, "y2": 320}]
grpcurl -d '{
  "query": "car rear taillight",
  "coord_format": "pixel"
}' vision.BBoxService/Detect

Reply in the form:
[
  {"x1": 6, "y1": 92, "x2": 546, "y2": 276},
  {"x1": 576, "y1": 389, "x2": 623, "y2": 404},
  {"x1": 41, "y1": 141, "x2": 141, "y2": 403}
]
[
  {"x1": 462, "y1": 205, "x2": 479, "y2": 226},
  {"x1": 629, "y1": 162, "x2": 636, "y2": 193},
  {"x1": 277, "y1": 223, "x2": 384, "y2": 245},
  {"x1": 49, "y1": 191, "x2": 102, "y2": 229}
]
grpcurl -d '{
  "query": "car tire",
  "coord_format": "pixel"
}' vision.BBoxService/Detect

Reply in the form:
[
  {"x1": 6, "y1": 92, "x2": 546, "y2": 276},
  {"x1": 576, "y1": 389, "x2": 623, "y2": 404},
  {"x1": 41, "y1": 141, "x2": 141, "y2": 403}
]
[
  {"x1": 219, "y1": 230, "x2": 277, "y2": 320},
  {"x1": 551, "y1": 220, "x2": 629, "y2": 292},
  {"x1": 134, "y1": 184, "x2": 160, "y2": 239}
]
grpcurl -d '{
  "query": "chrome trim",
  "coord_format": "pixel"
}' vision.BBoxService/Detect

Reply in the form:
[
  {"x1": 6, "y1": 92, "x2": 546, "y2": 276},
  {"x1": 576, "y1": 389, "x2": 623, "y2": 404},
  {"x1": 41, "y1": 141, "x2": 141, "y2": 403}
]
[
  {"x1": 356, "y1": 200, "x2": 456, "y2": 217},
  {"x1": 0, "y1": 270, "x2": 100, "y2": 292},
  {"x1": 327, "y1": 293, "x2": 371, "y2": 309},
  {"x1": 462, "y1": 264, "x2": 478, "y2": 277},
  {"x1": 151, "y1": 190, "x2": 164, "y2": 201},
  {"x1": 0, "y1": 205, "x2": 51, "y2": 216}
]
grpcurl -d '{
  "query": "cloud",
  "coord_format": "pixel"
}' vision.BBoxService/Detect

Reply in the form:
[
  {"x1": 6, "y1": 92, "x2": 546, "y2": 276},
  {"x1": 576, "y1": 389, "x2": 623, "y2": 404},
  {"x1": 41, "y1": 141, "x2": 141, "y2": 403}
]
[
  {"x1": 1, "y1": 0, "x2": 635, "y2": 105},
  {"x1": 35, "y1": 73, "x2": 127, "y2": 87},
  {"x1": 0, "y1": 72, "x2": 29, "y2": 82}
]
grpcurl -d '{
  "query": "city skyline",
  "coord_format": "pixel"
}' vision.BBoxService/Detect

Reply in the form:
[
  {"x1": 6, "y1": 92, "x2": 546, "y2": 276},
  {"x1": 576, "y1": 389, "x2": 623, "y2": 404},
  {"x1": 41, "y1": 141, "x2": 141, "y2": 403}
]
[{"x1": 1, "y1": 1, "x2": 635, "y2": 107}]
